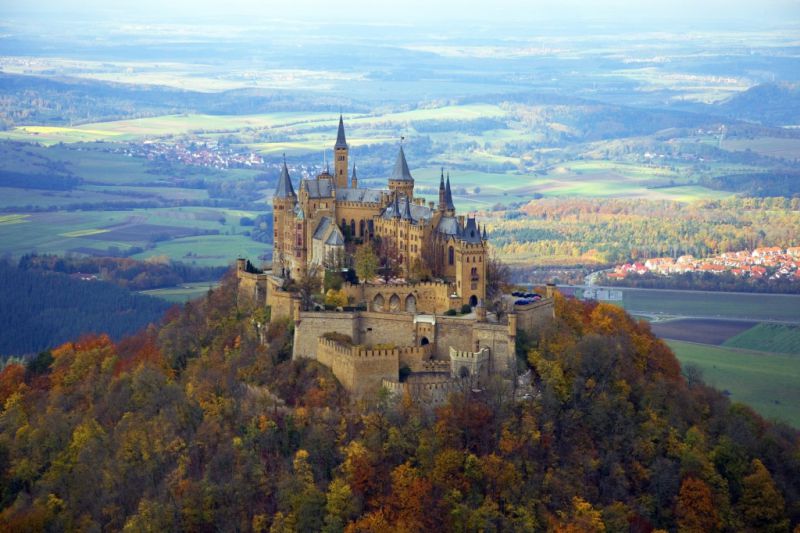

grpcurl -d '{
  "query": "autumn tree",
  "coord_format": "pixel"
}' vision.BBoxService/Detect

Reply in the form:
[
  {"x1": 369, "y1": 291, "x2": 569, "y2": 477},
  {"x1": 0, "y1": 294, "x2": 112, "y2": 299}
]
[
  {"x1": 676, "y1": 476, "x2": 719, "y2": 533},
  {"x1": 738, "y1": 459, "x2": 789, "y2": 533},
  {"x1": 354, "y1": 245, "x2": 378, "y2": 284}
]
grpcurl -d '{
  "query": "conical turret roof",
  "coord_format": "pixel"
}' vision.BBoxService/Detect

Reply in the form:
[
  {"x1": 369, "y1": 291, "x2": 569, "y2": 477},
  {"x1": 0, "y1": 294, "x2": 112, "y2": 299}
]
[
  {"x1": 274, "y1": 156, "x2": 296, "y2": 198},
  {"x1": 391, "y1": 146, "x2": 414, "y2": 181},
  {"x1": 335, "y1": 114, "x2": 347, "y2": 149}
]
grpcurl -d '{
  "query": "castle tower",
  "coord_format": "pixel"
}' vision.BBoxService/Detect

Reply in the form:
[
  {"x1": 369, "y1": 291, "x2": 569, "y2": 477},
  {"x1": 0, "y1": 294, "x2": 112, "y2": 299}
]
[
  {"x1": 454, "y1": 217, "x2": 487, "y2": 307},
  {"x1": 273, "y1": 156, "x2": 296, "y2": 276},
  {"x1": 438, "y1": 168, "x2": 446, "y2": 211},
  {"x1": 334, "y1": 115, "x2": 349, "y2": 189},
  {"x1": 388, "y1": 145, "x2": 414, "y2": 200}
]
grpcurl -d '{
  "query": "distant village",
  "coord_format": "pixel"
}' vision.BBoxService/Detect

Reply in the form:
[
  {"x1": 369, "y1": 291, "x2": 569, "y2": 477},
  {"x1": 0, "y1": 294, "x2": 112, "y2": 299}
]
[
  {"x1": 608, "y1": 247, "x2": 800, "y2": 282},
  {"x1": 117, "y1": 140, "x2": 265, "y2": 170}
]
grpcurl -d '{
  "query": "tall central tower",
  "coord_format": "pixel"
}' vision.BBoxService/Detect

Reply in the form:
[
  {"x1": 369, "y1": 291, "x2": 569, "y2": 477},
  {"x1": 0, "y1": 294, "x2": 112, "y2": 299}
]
[{"x1": 334, "y1": 114, "x2": 349, "y2": 189}]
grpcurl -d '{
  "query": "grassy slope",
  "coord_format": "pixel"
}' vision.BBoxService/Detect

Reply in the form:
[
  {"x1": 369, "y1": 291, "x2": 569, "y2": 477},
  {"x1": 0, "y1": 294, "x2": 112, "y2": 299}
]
[
  {"x1": 723, "y1": 323, "x2": 800, "y2": 355},
  {"x1": 666, "y1": 339, "x2": 800, "y2": 428}
]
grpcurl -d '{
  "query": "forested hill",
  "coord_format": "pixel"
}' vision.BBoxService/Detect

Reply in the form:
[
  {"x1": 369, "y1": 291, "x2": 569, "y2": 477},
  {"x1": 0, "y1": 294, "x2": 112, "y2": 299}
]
[
  {"x1": 0, "y1": 262, "x2": 170, "y2": 356},
  {"x1": 0, "y1": 275, "x2": 797, "y2": 531}
]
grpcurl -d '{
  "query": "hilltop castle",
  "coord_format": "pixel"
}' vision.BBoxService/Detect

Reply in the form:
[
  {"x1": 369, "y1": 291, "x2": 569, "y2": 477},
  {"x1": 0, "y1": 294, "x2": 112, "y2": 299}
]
[
  {"x1": 238, "y1": 116, "x2": 554, "y2": 402},
  {"x1": 272, "y1": 115, "x2": 488, "y2": 309}
]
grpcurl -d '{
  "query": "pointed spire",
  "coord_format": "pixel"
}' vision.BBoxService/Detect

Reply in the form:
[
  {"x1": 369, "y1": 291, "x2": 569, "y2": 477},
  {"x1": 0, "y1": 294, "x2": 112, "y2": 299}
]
[
  {"x1": 274, "y1": 154, "x2": 296, "y2": 198},
  {"x1": 391, "y1": 145, "x2": 413, "y2": 181},
  {"x1": 335, "y1": 114, "x2": 347, "y2": 149},
  {"x1": 444, "y1": 173, "x2": 455, "y2": 211},
  {"x1": 392, "y1": 193, "x2": 401, "y2": 218},
  {"x1": 439, "y1": 167, "x2": 445, "y2": 189},
  {"x1": 402, "y1": 195, "x2": 413, "y2": 221},
  {"x1": 482, "y1": 224, "x2": 487, "y2": 240}
]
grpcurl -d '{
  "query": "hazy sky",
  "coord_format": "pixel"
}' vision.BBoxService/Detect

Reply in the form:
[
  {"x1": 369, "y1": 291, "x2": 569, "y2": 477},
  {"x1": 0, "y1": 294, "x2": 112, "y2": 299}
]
[{"x1": 6, "y1": 0, "x2": 800, "y2": 28}]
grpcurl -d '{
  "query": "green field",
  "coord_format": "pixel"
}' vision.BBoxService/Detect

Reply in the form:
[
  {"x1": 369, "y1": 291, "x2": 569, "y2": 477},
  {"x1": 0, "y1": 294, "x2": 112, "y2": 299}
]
[
  {"x1": 138, "y1": 281, "x2": 221, "y2": 303},
  {"x1": 667, "y1": 340, "x2": 800, "y2": 427},
  {"x1": 723, "y1": 323, "x2": 800, "y2": 354},
  {"x1": 619, "y1": 288, "x2": 800, "y2": 323},
  {"x1": 0, "y1": 207, "x2": 270, "y2": 267}
]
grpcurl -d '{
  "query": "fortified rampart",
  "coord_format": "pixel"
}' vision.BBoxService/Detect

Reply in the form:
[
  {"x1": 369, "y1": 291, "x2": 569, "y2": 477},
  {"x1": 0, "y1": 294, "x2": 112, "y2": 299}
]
[
  {"x1": 381, "y1": 376, "x2": 464, "y2": 405},
  {"x1": 514, "y1": 298, "x2": 556, "y2": 332},
  {"x1": 237, "y1": 257, "x2": 556, "y2": 401}
]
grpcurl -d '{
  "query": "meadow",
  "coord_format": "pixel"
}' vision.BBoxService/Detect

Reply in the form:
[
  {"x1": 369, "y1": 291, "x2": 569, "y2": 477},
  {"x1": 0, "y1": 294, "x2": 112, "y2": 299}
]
[
  {"x1": 138, "y1": 281, "x2": 221, "y2": 303},
  {"x1": 667, "y1": 340, "x2": 800, "y2": 427},
  {"x1": 0, "y1": 207, "x2": 269, "y2": 267}
]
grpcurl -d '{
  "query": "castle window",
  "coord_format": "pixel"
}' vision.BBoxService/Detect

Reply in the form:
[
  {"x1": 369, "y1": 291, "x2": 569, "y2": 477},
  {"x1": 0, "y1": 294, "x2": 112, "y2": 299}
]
[
  {"x1": 350, "y1": 220, "x2": 356, "y2": 236},
  {"x1": 448, "y1": 246, "x2": 454, "y2": 265}
]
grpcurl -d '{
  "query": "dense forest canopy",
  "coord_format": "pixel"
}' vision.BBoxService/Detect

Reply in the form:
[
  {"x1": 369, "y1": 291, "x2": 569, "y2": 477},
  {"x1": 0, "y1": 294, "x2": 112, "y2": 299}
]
[
  {"x1": 0, "y1": 262, "x2": 170, "y2": 356},
  {"x1": 0, "y1": 274, "x2": 796, "y2": 531}
]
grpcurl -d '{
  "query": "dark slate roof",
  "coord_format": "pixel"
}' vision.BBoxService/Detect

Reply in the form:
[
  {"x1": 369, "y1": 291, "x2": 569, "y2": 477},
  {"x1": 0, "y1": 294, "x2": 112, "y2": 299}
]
[
  {"x1": 335, "y1": 115, "x2": 347, "y2": 149},
  {"x1": 337, "y1": 188, "x2": 384, "y2": 203},
  {"x1": 274, "y1": 159, "x2": 296, "y2": 198},
  {"x1": 312, "y1": 217, "x2": 333, "y2": 240},
  {"x1": 436, "y1": 216, "x2": 459, "y2": 235},
  {"x1": 444, "y1": 174, "x2": 455, "y2": 210},
  {"x1": 460, "y1": 217, "x2": 482, "y2": 243},
  {"x1": 381, "y1": 197, "x2": 432, "y2": 222},
  {"x1": 390, "y1": 146, "x2": 414, "y2": 182},
  {"x1": 301, "y1": 178, "x2": 334, "y2": 198},
  {"x1": 325, "y1": 227, "x2": 345, "y2": 246}
]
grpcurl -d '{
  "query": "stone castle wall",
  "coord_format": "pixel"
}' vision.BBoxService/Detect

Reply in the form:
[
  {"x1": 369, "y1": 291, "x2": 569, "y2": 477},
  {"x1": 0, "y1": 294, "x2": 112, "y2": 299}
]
[
  {"x1": 515, "y1": 299, "x2": 555, "y2": 332},
  {"x1": 316, "y1": 338, "x2": 401, "y2": 397},
  {"x1": 341, "y1": 281, "x2": 456, "y2": 315},
  {"x1": 382, "y1": 376, "x2": 464, "y2": 405}
]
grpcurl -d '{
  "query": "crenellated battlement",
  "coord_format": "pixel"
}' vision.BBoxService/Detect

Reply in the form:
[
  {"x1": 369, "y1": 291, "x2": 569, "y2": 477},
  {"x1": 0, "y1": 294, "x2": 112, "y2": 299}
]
[
  {"x1": 381, "y1": 377, "x2": 463, "y2": 405},
  {"x1": 409, "y1": 360, "x2": 451, "y2": 373}
]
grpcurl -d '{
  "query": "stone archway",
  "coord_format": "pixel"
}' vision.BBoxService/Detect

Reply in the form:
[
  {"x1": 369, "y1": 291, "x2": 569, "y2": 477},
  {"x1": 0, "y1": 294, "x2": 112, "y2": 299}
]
[
  {"x1": 373, "y1": 294, "x2": 385, "y2": 312},
  {"x1": 389, "y1": 293, "x2": 401, "y2": 311},
  {"x1": 420, "y1": 336, "x2": 430, "y2": 346},
  {"x1": 405, "y1": 294, "x2": 416, "y2": 313},
  {"x1": 469, "y1": 294, "x2": 478, "y2": 307}
]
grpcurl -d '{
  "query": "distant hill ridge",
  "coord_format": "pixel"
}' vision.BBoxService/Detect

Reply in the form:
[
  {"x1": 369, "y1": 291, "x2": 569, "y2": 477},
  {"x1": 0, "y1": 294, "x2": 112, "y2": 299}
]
[{"x1": 718, "y1": 82, "x2": 800, "y2": 126}]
